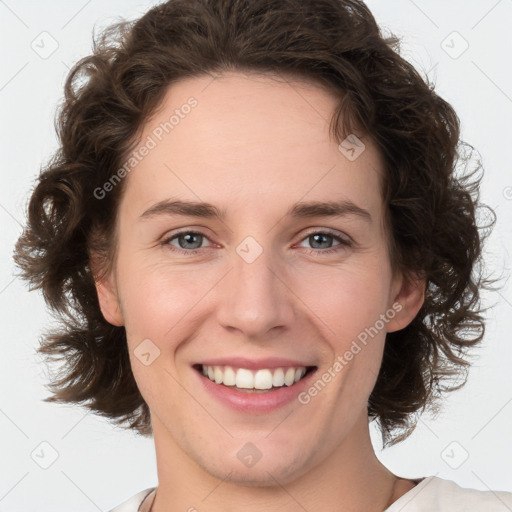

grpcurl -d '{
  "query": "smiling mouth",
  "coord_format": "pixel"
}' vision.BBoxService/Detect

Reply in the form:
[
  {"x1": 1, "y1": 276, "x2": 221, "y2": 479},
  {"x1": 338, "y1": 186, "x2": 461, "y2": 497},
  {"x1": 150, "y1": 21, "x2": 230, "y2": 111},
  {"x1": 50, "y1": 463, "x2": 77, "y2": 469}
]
[{"x1": 193, "y1": 364, "x2": 317, "y2": 393}]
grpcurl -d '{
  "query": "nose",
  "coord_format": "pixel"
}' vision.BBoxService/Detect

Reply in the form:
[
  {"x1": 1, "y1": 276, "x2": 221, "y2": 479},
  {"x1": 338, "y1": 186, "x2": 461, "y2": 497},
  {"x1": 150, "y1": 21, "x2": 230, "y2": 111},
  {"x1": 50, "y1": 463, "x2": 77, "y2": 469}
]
[{"x1": 215, "y1": 244, "x2": 295, "y2": 339}]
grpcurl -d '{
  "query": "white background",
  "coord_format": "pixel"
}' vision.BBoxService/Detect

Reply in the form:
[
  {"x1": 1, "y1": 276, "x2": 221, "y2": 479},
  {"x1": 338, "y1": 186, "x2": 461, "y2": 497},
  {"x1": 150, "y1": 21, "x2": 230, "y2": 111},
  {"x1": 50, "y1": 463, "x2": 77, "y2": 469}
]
[{"x1": 1, "y1": 1, "x2": 511, "y2": 510}]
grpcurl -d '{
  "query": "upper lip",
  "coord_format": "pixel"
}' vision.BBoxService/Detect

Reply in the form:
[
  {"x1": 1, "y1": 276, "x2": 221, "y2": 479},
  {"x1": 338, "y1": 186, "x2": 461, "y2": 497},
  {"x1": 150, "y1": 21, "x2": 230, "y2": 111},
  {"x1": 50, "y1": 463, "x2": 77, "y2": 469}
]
[{"x1": 195, "y1": 357, "x2": 316, "y2": 370}]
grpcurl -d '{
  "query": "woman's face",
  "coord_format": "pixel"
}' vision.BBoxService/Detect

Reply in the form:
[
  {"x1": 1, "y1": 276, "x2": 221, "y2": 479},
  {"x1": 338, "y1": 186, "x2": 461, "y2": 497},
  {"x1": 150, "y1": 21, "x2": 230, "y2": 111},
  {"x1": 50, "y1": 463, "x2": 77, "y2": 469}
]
[{"x1": 96, "y1": 72, "x2": 422, "y2": 485}]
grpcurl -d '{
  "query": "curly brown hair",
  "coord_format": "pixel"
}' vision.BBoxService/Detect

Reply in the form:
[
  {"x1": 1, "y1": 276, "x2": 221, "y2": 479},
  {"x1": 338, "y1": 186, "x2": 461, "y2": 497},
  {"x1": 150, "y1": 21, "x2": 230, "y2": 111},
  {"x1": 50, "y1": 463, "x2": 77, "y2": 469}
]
[{"x1": 13, "y1": 0, "x2": 492, "y2": 447}]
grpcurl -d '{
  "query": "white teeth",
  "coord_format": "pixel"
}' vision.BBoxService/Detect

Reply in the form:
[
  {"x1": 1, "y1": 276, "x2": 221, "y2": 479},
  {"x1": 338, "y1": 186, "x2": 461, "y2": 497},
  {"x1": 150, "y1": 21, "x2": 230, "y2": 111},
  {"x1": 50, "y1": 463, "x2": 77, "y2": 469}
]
[
  {"x1": 272, "y1": 368, "x2": 285, "y2": 387},
  {"x1": 200, "y1": 364, "x2": 309, "y2": 390},
  {"x1": 214, "y1": 366, "x2": 223, "y2": 384},
  {"x1": 295, "y1": 368, "x2": 306, "y2": 382},
  {"x1": 254, "y1": 369, "x2": 273, "y2": 390},
  {"x1": 236, "y1": 368, "x2": 254, "y2": 389},
  {"x1": 284, "y1": 367, "x2": 296, "y2": 386},
  {"x1": 223, "y1": 366, "x2": 236, "y2": 386}
]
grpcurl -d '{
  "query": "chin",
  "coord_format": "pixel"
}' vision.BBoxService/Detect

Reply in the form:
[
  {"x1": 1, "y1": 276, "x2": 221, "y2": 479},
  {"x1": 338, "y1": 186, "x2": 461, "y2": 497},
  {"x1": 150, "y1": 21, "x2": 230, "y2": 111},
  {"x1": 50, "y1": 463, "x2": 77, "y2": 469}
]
[{"x1": 194, "y1": 443, "x2": 314, "y2": 487}]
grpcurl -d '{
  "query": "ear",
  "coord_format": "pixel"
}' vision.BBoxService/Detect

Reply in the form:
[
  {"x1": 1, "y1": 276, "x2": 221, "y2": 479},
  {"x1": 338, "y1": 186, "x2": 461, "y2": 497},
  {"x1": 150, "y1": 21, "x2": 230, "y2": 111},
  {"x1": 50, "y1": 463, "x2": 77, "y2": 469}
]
[
  {"x1": 89, "y1": 251, "x2": 124, "y2": 327},
  {"x1": 386, "y1": 271, "x2": 425, "y2": 333}
]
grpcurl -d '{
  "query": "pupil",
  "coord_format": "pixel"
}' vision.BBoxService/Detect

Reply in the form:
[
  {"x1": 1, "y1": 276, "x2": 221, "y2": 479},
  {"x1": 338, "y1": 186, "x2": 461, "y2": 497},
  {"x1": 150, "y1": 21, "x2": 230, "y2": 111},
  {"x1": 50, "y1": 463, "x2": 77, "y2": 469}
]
[
  {"x1": 180, "y1": 233, "x2": 201, "y2": 249},
  {"x1": 311, "y1": 234, "x2": 331, "y2": 249}
]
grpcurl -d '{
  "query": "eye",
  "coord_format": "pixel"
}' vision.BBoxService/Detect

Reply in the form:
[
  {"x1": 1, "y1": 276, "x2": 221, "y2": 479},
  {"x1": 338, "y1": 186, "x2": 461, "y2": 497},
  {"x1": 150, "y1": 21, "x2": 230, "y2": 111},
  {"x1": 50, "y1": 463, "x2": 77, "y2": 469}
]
[
  {"x1": 296, "y1": 230, "x2": 352, "y2": 255},
  {"x1": 161, "y1": 230, "x2": 214, "y2": 254},
  {"x1": 160, "y1": 229, "x2": 352, "y2": 257}
]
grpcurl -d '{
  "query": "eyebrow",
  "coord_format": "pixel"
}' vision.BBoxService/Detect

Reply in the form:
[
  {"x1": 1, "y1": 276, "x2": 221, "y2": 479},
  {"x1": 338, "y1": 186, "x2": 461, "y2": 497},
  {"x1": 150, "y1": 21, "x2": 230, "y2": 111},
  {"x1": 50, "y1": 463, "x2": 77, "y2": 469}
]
[{"x1": 139, "y1": 198, "x2": 372, "y2": 223}]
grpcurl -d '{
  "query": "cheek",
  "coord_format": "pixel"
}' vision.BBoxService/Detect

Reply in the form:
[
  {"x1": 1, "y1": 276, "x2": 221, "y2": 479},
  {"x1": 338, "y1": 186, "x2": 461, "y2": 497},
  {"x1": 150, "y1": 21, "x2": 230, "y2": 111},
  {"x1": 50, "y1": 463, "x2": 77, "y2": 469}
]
[
  {"x1": 116, "y1": 258, "x2": 211, "y2": 400},
  {"x1": 115, "y1": 254, "x2": 198, "y2": 336},
  {"x1": 291, "y1": 261, "x2": 393, "y2": 347},
  {"x1": 116, "y1": 241, "x2": 393, "y2": 355}
]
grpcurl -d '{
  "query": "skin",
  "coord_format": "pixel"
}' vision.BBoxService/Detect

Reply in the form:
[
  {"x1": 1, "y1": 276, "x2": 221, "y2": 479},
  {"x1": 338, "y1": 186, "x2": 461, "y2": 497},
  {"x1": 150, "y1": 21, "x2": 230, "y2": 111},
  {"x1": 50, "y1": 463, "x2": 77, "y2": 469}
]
[{"x1": 94, "y1": 72, "x2": 425, "y2": 511}]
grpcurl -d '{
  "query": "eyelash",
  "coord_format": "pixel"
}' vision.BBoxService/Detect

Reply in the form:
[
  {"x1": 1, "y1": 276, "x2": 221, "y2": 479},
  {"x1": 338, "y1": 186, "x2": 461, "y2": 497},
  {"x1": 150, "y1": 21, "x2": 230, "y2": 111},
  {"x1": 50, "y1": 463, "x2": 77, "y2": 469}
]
[{"x1": 160, "y1": 229, "x2": 352, "y2": 257}]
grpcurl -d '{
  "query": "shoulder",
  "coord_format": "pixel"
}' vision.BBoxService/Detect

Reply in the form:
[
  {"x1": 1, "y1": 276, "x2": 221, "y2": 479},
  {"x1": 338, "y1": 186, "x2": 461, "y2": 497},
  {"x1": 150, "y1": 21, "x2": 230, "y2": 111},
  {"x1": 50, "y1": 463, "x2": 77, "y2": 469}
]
[
  {"x1": 108, "y1": 487, "x2": 156, "y2": 512},
  {"x1": 385, "y1": 476, "x2": 512, "y2": 512}
]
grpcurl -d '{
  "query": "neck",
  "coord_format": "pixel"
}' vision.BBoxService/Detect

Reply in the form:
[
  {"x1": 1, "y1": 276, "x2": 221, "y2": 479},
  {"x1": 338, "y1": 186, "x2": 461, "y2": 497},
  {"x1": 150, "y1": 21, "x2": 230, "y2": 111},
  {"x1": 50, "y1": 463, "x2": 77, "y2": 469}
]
[{"x1": 149, "y1": 411, "x2": 411, "y2": 512}]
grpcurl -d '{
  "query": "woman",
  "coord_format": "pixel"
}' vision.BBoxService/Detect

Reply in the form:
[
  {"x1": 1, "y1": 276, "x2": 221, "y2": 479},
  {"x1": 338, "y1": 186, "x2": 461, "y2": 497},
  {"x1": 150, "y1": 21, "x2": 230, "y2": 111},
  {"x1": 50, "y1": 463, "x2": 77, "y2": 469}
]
[{"x1": 14, "y1": 0, "x2": 512, "y2": 510}]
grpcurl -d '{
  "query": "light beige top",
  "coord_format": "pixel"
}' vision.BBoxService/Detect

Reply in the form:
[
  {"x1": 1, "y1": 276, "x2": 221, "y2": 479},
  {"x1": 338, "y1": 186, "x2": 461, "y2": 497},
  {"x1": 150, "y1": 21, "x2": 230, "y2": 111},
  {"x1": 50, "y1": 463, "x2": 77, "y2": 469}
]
[
  {"x1": 138, "y1": 488, "x2": 156, "y2": 512},
  {"x1": 109, "y1": 476, "x2": 512, "y2": 511}
]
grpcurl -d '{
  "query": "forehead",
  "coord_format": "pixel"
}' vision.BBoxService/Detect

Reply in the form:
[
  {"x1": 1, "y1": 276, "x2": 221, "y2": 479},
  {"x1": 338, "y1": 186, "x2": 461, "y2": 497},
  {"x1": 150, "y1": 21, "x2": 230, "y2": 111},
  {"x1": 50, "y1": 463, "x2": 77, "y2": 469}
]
[{"x1": 120, "y1": 72, "x2": 385, "y2": 222}]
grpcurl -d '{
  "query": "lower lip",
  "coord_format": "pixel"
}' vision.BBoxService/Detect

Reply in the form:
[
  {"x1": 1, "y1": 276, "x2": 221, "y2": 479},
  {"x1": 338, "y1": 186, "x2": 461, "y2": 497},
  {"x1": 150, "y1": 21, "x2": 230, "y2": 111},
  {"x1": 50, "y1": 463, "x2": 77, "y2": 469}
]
[{"x1": 194, "y1": 367, "x2": 317, "y2": 414}]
